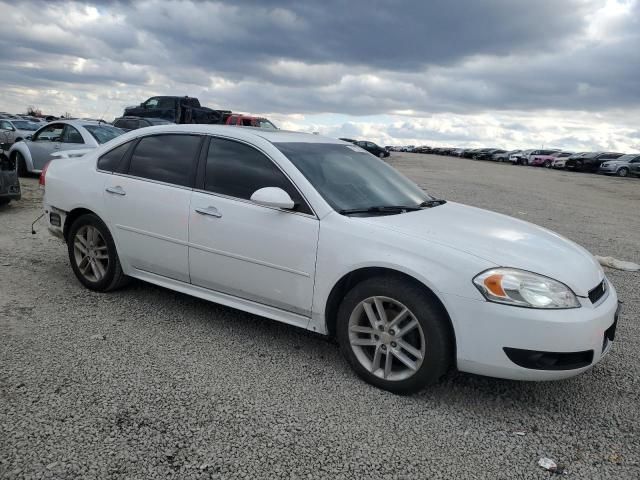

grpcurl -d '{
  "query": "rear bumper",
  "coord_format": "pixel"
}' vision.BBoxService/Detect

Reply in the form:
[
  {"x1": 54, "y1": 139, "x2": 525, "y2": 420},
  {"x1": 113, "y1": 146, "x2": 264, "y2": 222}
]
[{"x1": 443, "y1": 280, "x2": 619, "y2": 381}]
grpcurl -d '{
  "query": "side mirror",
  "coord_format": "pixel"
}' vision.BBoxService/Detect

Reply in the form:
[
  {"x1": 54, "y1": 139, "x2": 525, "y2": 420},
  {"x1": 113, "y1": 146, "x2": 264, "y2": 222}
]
[
  {"x1": 250, "y1": 187, "x2": 295, "y2": 210},
  {"x1": 25, "y1": 135, "x2": 32, "y2": 140}
]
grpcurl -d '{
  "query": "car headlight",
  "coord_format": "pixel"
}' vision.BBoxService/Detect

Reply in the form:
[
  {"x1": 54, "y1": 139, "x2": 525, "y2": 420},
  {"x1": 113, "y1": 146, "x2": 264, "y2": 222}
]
[{"x1": 473, "y1": 268, "x2": 580, "y2": 309}]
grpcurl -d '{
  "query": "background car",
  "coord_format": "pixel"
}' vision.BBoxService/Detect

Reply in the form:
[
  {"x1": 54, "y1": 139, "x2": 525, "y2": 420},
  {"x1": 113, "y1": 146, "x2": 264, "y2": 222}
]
[
  {"x1": 598, "y1": 153, "x2": 640, "y2": 177},
  {"x1": 529, "y1": 150, "x2": 561, "y2": 167},
  {"x1": 510, "y1": 149, "x2": 533, "y2": 165},
  {"x1": 472, "y1": 148, "x2": 500, "y2": 160},
  {"x1": 550, "y1": 152, "x2": 574, "y2": 169},
  {"x1": 113, "y1": 116, "x2": 173, "y2": 131},
  {"x1": 493, "y1": 149, "x2": 519, "y2": 162},
  {"x1": 9, "y1": 120, "x2": 124, "y2": 175},
  {"x1": 0, "y1": 153, "x2": 21, "y2": 205},
  {"x1": 566, "y1": 152, "x2": 624, "y2": 172},
  {"x1": 0, "y1": 119, "x2": 40, "y2": 145},
  {"x1": 354, "y1": 140, "x2": 390, "y2": 158}
]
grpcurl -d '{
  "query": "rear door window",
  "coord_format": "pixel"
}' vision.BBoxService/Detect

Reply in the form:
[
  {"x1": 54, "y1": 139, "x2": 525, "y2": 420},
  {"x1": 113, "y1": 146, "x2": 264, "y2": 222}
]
[{"x1": 127, "y1": 134, "x2": 202, "y2": 187}]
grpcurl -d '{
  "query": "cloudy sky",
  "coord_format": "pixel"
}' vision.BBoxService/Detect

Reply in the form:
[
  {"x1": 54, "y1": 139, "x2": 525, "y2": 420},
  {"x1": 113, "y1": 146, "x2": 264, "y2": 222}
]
[{"x1": 1, "y1": 0, "x2": 639, "y2": 151}]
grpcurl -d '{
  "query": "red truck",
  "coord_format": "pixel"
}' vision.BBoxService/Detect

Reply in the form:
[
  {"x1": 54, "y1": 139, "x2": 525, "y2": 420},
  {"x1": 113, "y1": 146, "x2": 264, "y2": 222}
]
[{"x1": 223, "y1": 114, "x2": 278, "y2": 129}]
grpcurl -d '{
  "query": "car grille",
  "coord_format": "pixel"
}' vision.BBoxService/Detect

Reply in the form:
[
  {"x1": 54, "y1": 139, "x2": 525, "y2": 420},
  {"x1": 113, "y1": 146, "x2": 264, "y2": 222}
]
[{"x1": 588, "y1": 279, "x2": 607, "y2": 304}]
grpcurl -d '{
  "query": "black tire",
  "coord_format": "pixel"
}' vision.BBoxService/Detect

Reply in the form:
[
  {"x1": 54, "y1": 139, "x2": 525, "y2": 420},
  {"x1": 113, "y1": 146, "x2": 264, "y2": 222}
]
[
  {"x1": 617, "y1": 167, "x2": 629, "y2": 177},
  {"x1": 0, "y1": 198, "x2": 10, "y2": 206},
  {"x1": 67, "y1": 213, "x2": 129, "y2": 292},
  {"x1": 544, "y1": 160, "x2": 551, "y2": 168},
  {"x1": 336, "y1": 275, "x2": 452, "y2": 394},
  {"x1": 378, "y1": 152, "x2": 385, "y2": 158},
  {"x1": 576, "y1": 160, "x2": 583, "y2": 171},
  {"x1": 15, "y1": 152, "x2": 27, "y2": 177}
]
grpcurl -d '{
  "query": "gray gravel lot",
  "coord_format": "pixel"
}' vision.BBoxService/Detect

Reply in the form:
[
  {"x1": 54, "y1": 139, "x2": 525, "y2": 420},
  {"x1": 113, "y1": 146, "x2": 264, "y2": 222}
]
[{"x1": 1, "y1": 154, "x2": 639, "y2": 479}]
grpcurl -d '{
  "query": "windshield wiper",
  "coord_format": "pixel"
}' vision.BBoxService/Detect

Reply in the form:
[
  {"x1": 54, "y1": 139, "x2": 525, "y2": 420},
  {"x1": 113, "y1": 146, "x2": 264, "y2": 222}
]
[{"x1": 339, "y1": 205, "x2": 422, "y2": 215}]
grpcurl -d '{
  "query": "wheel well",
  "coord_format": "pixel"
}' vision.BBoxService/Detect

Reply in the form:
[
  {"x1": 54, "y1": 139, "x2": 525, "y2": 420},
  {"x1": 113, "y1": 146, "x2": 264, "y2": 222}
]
[
  {"x1": 63, "y1": 208, "x2": 97, "y2": 242},
  {"x1": 324, "y1": 267, "x2": 456, "y2": 350},
  {"x1": 14, "y1": 137, "x2": 22, "y2": 143}
]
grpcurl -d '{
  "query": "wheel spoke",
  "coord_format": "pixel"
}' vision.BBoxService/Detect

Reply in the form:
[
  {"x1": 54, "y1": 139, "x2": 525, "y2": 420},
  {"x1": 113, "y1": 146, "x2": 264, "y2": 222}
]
[
  {"x1": 78, "y1": 256, "x2": 91, "y2": 273},
  {"x1": 397, "y1": 340, "x2": 423, "y2": 360},
  {"x1": 362, "y1": 301, "x2": 379, "y2": 328},
  {"x1": 350, "y1": 325, "x2": 377, "y2": 335},
  {"x1": 373, "y1": 297, "x2": 388, "y2": 324},
  {"x1": 351, "y1": 338, "x2": 377, "y2": 347},
  {"x1": 76, "y1": 233, "x2": 88, "y2": 248},
  {"x1": 371, "y1": 345, "x2": 382, "y2": 373},
  {"x1": 74, "y1": 240, "x2": 87, "y2": 255},
  {"x1": 396, "y1": 318, "x2": 419, "y2": 338},
  {"x1": 384, "y1": 350, "x2": 392, "y2": 379},
  {"x1": 88, "y1": 260, "x2": 98, "y2": 279},
  {"x1": 93, "y1": 259, "x2": 106, "y2": 278},
  {"x1": 387, "y1": 307, "x2": 409, "y2": 330},
  {"x1": 392, "y1": 349, "x2": 418, "y2": 371},
  {"x1": 94, "y1": 245, "x2": 108, "y2": 252},
  {"x1": 94, "y1": 253, "x2": 109, "y2": 260}
]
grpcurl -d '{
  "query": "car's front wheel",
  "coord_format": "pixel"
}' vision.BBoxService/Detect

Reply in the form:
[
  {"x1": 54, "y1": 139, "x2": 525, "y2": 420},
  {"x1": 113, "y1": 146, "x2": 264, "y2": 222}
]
[
  {"x1": 67, "y1": 214, "x2": 129, "y2": 292},
  {"x1": 337, "y1": 276, "x2": 452, "y2": 394},
  {"x1": 617, "y1": 167, "x2": 629, "y2": 177}
]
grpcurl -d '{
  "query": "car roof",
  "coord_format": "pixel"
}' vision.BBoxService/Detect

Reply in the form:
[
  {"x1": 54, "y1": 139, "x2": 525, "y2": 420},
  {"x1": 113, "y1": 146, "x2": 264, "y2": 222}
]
[{"x1": 111, "y1": 124, "x2": 342, "y2": 144}]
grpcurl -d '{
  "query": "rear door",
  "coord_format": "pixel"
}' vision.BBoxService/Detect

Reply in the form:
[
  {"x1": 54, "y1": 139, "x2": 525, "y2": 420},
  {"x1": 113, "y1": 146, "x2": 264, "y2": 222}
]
[
  {"x1": 188, "y1": 136, "x2": 319, "y2": 316},
  {"x1": 103, "y1": 133, "x2": 203, "y2": 282}
]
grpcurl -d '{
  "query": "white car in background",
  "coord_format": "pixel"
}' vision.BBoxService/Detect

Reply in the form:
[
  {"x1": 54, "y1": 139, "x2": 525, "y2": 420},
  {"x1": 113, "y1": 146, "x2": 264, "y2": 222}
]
[
  {"x1": 9, "y1": 120, "x2": 123, "y2": 175},
  {"x1": 41, "y1": 125, "x2": 620, "y2": 393},
  {"x1": 0, "y1": 118, "x2": 40, "y2": 145}
]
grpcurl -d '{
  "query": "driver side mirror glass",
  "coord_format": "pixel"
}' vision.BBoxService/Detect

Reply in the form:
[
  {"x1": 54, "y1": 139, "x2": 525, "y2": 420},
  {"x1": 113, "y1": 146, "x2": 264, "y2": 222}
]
[{"x1": 250, "y1": 187, "x2": 295, "y2": 210}]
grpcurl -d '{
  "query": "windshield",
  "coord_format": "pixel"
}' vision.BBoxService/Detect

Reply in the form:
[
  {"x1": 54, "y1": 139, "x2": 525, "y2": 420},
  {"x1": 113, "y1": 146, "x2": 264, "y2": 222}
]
[
  {"x1": 83, "y1": 124, "x2": 124, "y2": 144},
  {"x1": 258, "y1": 119, "x2": 278, "y2": 129},
  {"x1": 12, "y1": 121, "x2": 39, "y2": 130},
  {"x1": 275, "y1": 142, "x2": 430, "y2": 212}
]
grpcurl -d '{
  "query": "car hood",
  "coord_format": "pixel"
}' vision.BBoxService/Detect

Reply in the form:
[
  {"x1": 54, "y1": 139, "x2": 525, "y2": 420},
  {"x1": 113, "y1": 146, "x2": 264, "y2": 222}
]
[{"x1": 361, "y1": 202, "x2": 602, "y2": 296}]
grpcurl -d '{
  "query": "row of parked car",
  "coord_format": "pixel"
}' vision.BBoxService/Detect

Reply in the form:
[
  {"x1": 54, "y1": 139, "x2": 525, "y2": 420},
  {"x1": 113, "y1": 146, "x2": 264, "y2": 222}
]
[{"x1": 400, "y1": 146, "x2": 640, "y2": 177}]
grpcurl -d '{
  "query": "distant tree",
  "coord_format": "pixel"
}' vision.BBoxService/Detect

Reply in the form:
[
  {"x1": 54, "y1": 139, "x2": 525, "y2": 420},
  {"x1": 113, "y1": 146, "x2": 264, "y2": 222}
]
[
  {"x1": 26, "y1": 105, "x2": 42, "y2": 117},
  {"x1": 61, "y1": 112, "x2": 72, "y2": 119}
]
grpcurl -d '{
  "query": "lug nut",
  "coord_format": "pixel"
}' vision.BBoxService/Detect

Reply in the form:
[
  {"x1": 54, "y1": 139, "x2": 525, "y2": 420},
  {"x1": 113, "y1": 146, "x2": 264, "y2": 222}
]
[
  {"x1": 381, "y1": 345, "x2": 387, "y2": 350},
  {"x1": 391, "y1": 342, "x2": 397, "y2": 348},
  {"x1": 378, "y1": 325, "x2": 384, "y2": 331},
  {"x1": 389, "y1": 329, "x2": 395, "y2": 335}
]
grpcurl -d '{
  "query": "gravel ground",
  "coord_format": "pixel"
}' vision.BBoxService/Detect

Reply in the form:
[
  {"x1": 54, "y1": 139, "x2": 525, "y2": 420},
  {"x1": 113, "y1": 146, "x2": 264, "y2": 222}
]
[{"x1": 1, "y1": 155, "x2": 638, "y2": 479}]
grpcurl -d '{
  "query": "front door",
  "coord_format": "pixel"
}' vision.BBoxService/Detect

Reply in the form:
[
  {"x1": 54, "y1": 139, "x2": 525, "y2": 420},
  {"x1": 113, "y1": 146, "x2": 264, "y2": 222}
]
[
  {"x1": 188, "y1": 137, "x2": 319, "y2": 316},
  {"x1": 28, "y1": 123, "x2": 65, "y2": 171},
  {"x1": 103, "y1": 133, "x2": 203, "y2": 282}
]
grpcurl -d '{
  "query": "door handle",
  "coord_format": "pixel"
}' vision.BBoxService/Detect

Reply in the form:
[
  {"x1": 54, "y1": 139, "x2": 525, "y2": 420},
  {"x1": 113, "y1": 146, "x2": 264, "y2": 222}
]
[
  {"x1": 195, "y1": 206, "x2": 222, "y2": 218},
  {"x1": 105, "y1": 186, "x2": 126, "y2": 196}
]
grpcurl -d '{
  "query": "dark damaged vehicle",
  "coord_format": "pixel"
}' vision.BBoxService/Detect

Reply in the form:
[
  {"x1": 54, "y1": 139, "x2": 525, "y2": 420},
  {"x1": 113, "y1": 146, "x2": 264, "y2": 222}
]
[
  {"x1": 124, "y1": 96, "x2": 230, "y2": 124},
  {"x1": 0, "y1": 152, "x2": 21, "y2": 205}
]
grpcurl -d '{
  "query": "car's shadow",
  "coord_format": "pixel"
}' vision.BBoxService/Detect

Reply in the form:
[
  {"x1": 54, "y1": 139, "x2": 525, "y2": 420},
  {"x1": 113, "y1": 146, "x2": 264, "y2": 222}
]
[{"x1": 107, "y1": 278, "x2": 603, "y2": 414}]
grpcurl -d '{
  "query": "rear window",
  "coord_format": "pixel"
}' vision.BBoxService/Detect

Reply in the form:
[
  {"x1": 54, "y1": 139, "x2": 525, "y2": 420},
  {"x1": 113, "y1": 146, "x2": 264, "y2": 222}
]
[{"x1": 84, "y1": 125, "x2": 124, "y2": 144}]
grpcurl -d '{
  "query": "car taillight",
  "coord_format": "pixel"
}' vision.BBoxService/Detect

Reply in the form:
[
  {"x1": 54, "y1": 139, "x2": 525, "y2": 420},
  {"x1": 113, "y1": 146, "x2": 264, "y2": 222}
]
[{"x1": 39, "y1": 161, "x2": 51, "y2": 188}]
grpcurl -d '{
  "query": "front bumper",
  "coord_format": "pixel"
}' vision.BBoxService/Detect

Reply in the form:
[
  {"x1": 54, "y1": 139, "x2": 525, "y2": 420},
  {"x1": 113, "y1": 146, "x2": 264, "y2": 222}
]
[
  {"x1": 598, "y1": 166, "x2": 618, "y2": 174},
  {"x1": 442, "y1": 280, "x2": 619, "y2": 380}
]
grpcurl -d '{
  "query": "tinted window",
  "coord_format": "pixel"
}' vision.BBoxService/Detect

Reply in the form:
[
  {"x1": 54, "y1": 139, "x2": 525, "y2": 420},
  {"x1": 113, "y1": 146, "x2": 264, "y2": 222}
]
[
  {"x1": 128, "y1": 134, "x2": 201, "y2": 187},
  {"x1": 98, "y1": 141, "x2": 133, "y2": 172},
  {"x1": 204, "y1": 138, "x2": 311, "y2": 214}
]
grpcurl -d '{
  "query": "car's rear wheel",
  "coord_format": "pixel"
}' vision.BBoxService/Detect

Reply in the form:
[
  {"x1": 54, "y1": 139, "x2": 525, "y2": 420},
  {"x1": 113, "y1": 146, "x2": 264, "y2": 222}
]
[
  {"x1": 67, "y1": 214, "x2": 128, "y2": 292},
  {"x1": 576, "y1": 160, "x2": 584, "y2": 171},
  {"x1": 337, "y1": 276, "x2": 452, "y2": 394},
  {"x1": 617, "y1": 167, "x2": 629, "y2": 177},
  {"x1": 378, "y1": 152, "x2": 385, "y2": 158}
]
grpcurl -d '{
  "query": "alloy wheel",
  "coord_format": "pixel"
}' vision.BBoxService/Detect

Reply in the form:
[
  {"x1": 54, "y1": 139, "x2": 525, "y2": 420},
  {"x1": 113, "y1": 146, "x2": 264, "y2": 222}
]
[
  {"x1": 73, "y1": 225, "x2": 110, "y2": 282},
  {"x1": 348, "y1": 296, "x2": 426, "y2": 381}
]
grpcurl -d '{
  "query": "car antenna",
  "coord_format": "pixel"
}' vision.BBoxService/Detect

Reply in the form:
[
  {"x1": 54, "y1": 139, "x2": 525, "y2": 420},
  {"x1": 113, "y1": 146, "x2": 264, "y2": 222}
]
[{"x1": 98, "y1": 102, "x2": 111, "y2": 125}]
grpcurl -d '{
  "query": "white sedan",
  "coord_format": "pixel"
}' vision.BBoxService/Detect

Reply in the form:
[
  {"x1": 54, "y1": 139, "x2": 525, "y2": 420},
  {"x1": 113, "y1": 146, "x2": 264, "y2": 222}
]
[
  {"x1": 41, "y1": 125, "x2": 620, "y2": 393},
  {"x1": 9, "y1": 120, "x2": 123, "y2": 175}
]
